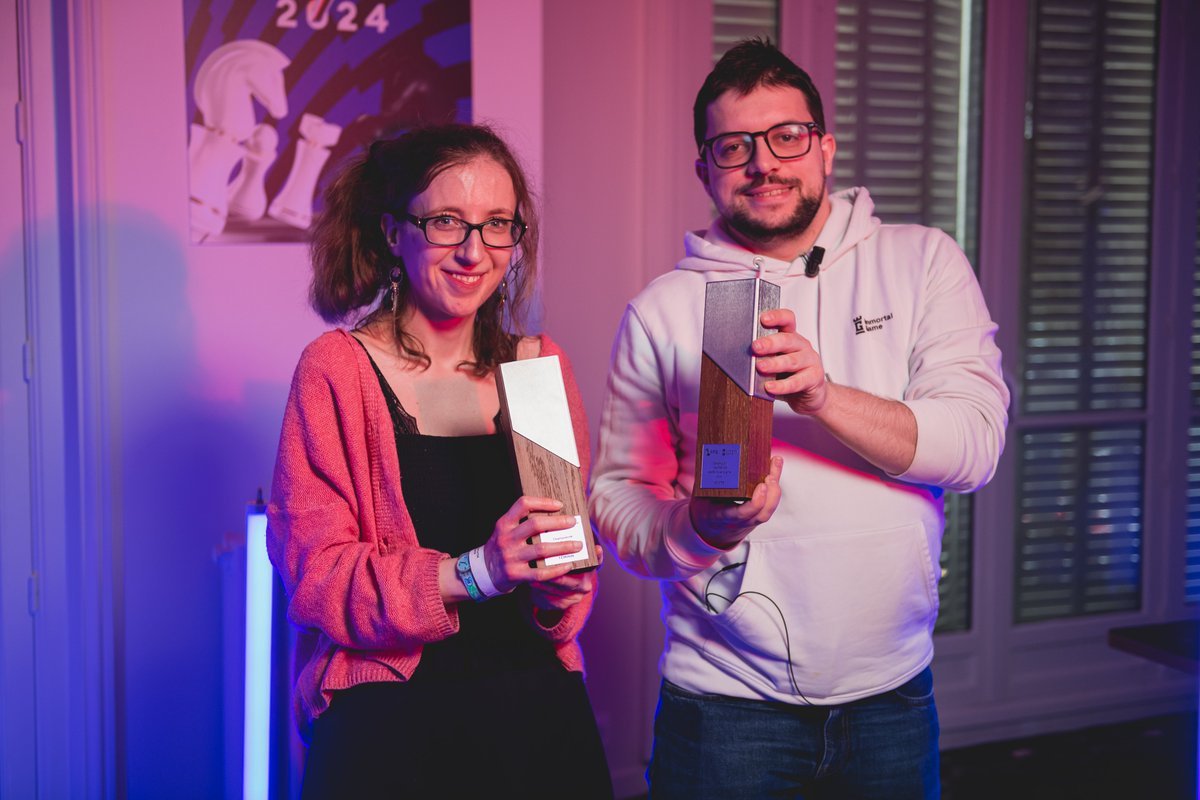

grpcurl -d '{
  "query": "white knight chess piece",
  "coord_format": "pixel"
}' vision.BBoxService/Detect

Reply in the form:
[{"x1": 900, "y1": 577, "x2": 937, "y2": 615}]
[
  {"x1": 268, "y1": 113, "x2": 344, "y2": 231},
  {"x1": 188, "y1": 40, "x2": 290, "y2": 242}
]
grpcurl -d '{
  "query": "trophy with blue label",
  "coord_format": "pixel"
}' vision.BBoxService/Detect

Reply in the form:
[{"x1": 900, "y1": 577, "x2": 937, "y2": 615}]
[{"x1": 694, "y1": 277, "x2": 780, "y2": 499}]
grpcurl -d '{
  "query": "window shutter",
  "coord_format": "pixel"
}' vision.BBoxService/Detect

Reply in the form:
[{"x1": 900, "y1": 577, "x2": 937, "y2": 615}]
[
  {"x1": 834, "y1": 0, "x2": 983, "y2": 633},
  {"x1": 1188, "y1": 425, "x2": 1200, "y2": 603},
  {"x1": 713, "y1": 0, "x2": 779, "y2": 62},
  {"x1": 938, "y1": 493, "x2": 973, "y2": 631},
  {"x1": 1188, "y1": 179, "x2": 1200, "y2": 603},
  {"x1": 834, "y1": 0, "x2": 983, "y2": 254},
  {"x1": 1016, "y1": 426, "x2": 1144, "y2": 621},
  {"x1": 1014, "y1": 0, "x2": 1158, "y2": 623}
]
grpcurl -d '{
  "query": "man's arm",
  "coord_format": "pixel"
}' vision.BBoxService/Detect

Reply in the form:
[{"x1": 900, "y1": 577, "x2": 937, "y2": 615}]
[
  {"x1": 754, "y1": 236, "x2": 1008, "y2": 492},
  {"x1": 753, "y1": 312, "x2": 919, "y2": 475},
  {"x1": 811, "y1": 381, "x2": 917, "y2": 475},
  {"x1": 589, "y1": 305, "x2": 754, "y2": 579}
]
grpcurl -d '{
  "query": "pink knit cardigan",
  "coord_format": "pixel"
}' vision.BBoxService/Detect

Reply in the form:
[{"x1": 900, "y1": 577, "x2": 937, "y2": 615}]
[{"x1": 267, "y1": 329, "x2": 595, "y2": 730}]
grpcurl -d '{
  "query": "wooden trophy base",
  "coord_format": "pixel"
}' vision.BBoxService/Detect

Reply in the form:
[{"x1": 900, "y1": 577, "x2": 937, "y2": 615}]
[
  {"x1": 507, "y1": 430, "x2": 600, "y2": 572},
  {"x1": 496, "y1": 356, "x2": 600, "y2": 573},
  {"x1": 694, "y1": 352, "x2": 774, "y2": 500}
]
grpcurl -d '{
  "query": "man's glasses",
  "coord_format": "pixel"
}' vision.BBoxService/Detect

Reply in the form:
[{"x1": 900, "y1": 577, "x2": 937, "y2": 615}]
[
  {"x1": 404, "y1": 213, "x2": 527, "y2": 248},
  {"x1": 701, "y1": 122, "x2": 824, "y2": 169}
]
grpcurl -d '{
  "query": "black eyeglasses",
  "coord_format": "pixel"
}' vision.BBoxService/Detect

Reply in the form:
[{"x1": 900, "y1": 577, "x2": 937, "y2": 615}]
[
  {"x1": 404, "y1": 213, "x2": 527, "y2": 248},
  {"x1": 701, "y1": 122, "x2": 824, "y2": 169}
]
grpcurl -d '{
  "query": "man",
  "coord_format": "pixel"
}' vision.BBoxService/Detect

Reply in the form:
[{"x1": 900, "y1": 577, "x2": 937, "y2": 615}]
[{"x1": 589, "y1": 39, "x2": 1008, "y2": 798}]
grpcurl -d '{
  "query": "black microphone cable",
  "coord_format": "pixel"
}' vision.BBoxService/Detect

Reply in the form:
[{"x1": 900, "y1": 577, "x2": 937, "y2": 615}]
[{"x1": 703, "y1": 561, "x2": 812, "y2": 704}]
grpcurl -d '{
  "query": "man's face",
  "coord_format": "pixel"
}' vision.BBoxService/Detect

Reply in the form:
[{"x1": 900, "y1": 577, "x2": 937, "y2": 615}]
[{"x1": 696, "y1": 84, "x2": 835, "y2": 255}]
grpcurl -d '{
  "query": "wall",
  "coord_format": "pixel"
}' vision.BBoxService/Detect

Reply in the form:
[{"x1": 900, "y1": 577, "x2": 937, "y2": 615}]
[
  {"x1": 0, "y1": 0, "x2": 38, "y2": 795},
  {"x1": 541, "y1": 2, "x2": 712, "y2": 794},
  {"x1": 86, "y1": 1, "x2": 322, "y2": 793},
  {"x1": 60, "y1": 0, "x2": 551, "y2": 795}
]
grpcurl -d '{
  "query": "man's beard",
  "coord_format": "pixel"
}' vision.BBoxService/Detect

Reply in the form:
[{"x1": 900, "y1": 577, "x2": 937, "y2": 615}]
[{"x1": 724, "y1": 178, "x2": 823, "y2": 246}]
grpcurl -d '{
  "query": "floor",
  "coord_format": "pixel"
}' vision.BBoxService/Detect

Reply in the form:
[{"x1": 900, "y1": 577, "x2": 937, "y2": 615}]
[{"x1": 940, "y1": 711, "x2": 1198, "y2": 800}]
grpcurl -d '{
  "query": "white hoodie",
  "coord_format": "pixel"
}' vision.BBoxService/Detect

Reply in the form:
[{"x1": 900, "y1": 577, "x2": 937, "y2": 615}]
[{"x1": 590, "y1": 187, "x2": 1009, "y2": 704}]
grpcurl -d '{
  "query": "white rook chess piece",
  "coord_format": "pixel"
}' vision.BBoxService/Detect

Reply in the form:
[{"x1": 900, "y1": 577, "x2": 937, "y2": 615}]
[
  {"x1": 189, "y1": 40, "x2": 290, "y2": 242},
  {"x1": 268, "y1": 113, "x2": 343, "y2": 230},
  {"x1": 227, "y1": 123, "x2": 280, "y2": 222}
]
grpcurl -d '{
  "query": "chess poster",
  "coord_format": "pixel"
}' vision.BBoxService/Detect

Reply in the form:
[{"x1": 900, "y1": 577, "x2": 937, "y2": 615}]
[{"x1": 183, "y1": 0, "x2": 471, "y2": 245}]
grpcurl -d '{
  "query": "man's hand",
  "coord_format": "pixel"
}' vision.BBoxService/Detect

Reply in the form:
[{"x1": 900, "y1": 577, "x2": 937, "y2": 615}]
[
  {"x1": 753, "y1": 308, "x2": 918, "y2": 474},
  {"x1": 753, "y1": 308, "x2": 828, "y2": 415},
  {"x1": 689, "y1": 456, "x2": 783, "y2": 549}
]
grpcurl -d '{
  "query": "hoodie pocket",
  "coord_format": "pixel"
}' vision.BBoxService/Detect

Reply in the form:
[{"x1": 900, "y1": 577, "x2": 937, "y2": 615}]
[{"x1": 699, "y1": 522, "x2": 938, "y2": 699}]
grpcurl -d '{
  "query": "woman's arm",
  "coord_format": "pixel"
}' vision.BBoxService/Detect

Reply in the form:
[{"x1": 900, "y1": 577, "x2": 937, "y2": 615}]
[{"x1": 267, "y1": 334, "x2": 460, "y2": 651}]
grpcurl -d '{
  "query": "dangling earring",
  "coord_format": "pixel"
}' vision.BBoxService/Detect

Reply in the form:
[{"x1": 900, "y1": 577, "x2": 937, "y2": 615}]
[
  {"x1": 389, "y1": 266, "x2": 403, "y2": 316},
  {"x1": 498, "y1": 276, "x2": 508, "y2": 309}
]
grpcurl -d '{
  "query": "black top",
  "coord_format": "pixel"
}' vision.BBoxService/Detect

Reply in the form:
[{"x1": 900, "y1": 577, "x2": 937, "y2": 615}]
[{"x1": 357, "y1": 340, "x2": 558, "y2": 679}]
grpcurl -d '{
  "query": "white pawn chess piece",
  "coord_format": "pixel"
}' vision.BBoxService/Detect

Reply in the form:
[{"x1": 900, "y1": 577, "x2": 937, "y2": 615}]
[
  {"x1": 227, "y1": 124, "x2": 280, "y2": 222},
  {"x1": 188, "y1": 40, "x2": 290, "y2": 242},
  {"x1": 268, "y1": 113, "x2": 343, "y2": 230}
]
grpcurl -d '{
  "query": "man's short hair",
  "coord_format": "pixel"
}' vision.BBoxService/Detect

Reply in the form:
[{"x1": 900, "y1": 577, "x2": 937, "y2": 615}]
[{"x1": 693, "y1": 37, "x2": 826, "y2": 150}]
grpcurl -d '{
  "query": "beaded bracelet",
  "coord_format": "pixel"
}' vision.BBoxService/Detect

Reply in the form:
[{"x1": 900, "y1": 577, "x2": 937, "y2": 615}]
[{"x1": 456, "y1": 553, "x2": 484, "y2": 602}]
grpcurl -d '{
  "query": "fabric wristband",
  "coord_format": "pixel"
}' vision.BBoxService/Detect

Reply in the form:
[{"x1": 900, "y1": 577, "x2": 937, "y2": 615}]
[
  {"x1": 468, "y1": 546, "x2": 503, "y2": 599},
  {"x1": 455, "y1": 553, "x2": 484, "y2": 602}
]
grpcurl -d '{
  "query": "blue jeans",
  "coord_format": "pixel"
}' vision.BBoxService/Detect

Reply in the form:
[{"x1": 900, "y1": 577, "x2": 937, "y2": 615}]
[{"x1": 648, "y1": 667, "x2": 940, "y2": 799}]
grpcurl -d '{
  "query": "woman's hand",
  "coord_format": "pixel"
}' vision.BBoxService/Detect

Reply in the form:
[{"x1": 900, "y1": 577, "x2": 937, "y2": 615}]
[
  {"x1": 483, "y1": 496, "x2": 584, "y2": 594},
  {"x1": 529, "y1": 545, "x2": 603, "y2": 613}
]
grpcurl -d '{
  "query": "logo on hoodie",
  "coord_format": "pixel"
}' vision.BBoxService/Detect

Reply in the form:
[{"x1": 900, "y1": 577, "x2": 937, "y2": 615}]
[{"x1": 853, "y1": 313, "x2": 892, "y2": 335}]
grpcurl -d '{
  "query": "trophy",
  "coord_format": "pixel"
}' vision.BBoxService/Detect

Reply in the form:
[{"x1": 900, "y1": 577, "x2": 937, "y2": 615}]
[
  {"x1": 496, "y1": 355, "x2": 600, "y2": 572},
  {"x1": 693, "y1": 277, "x2": 780, "y2": 499}
]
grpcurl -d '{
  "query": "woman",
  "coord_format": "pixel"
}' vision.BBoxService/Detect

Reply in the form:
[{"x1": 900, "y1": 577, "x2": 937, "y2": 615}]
[{"x1": 267, "y1": 123, "x2": 612, "y2": 798}]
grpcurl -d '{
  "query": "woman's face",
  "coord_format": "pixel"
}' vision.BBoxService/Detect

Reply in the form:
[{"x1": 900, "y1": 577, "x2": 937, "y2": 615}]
[{"x1": 382, "y1": 156, "x2": 517, "y2": 326}]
